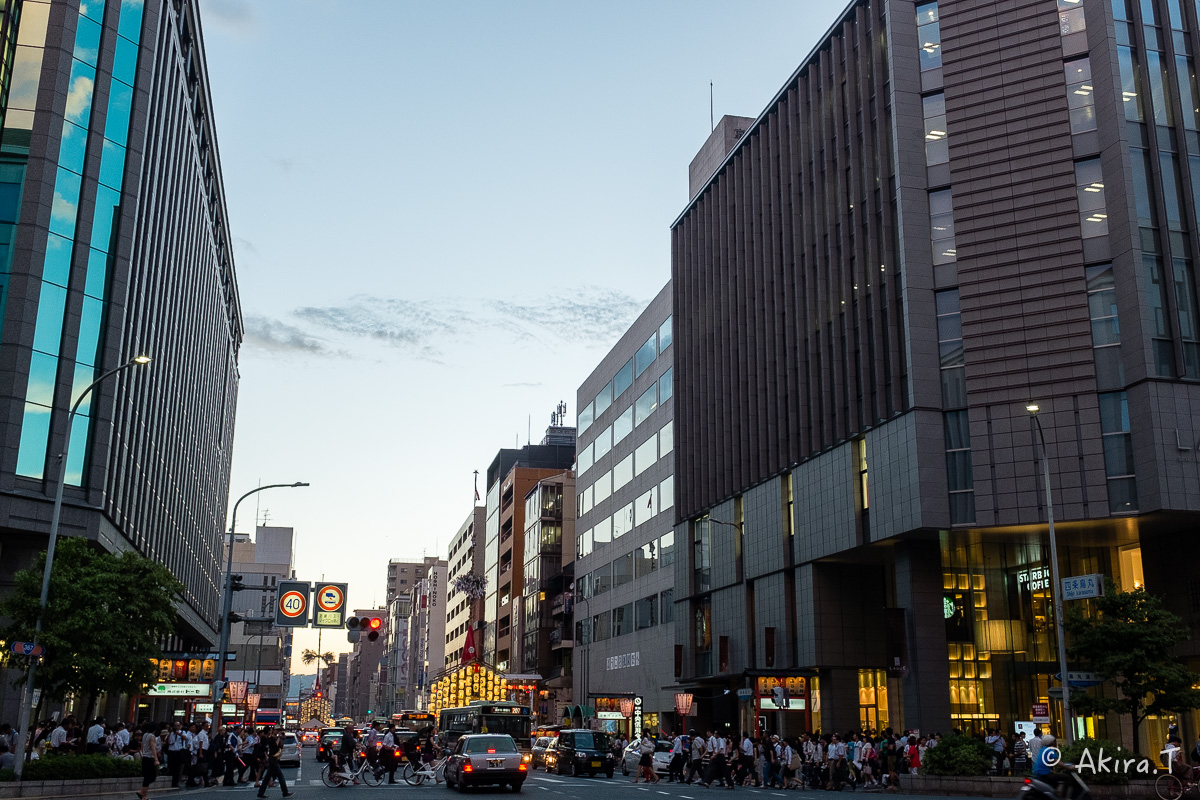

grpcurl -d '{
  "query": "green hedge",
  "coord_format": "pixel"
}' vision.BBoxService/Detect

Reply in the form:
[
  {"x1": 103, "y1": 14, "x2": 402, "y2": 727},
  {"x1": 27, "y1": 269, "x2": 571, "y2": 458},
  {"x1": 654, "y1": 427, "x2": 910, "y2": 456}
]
[
  {"x1": 0, "y1": 753, "x2": 144, "y2": 782},
  {"x1": 921, "y1": 734, "x2": 996, "y2": 776}
]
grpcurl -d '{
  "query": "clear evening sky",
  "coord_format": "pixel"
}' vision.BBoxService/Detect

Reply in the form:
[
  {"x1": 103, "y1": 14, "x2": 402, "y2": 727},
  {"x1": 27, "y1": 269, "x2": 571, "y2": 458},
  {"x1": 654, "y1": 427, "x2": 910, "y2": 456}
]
[{"x1": 200, "y1": 0, "x2": 849, "y2": 673}]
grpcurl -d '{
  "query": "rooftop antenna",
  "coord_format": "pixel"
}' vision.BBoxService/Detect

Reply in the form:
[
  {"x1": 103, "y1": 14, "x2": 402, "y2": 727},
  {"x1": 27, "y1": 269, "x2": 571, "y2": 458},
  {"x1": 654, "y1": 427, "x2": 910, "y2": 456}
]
[{"x1": 710, "y1": 81, "x2": 714, "y2": 132}]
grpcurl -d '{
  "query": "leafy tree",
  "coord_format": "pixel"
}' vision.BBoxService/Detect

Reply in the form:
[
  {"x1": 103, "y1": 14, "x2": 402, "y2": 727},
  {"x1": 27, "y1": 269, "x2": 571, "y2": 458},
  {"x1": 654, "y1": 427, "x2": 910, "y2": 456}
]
[
  {"x1": 0, "y1": 538, "x2": 183, "y2": 721},
  {"x1": 301, "y1": 648, "x2": 336, "y2": 684},
  {"x1": 1065, "y1": 585, "x2": 1200, "y2": 755}
]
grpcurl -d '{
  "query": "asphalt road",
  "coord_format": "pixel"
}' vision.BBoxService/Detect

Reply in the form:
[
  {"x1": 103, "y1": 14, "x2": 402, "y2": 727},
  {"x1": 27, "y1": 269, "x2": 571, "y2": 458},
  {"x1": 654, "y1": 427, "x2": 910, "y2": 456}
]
[{"x1": 161, "y1": 757, "x2": 990, "y2": 800}]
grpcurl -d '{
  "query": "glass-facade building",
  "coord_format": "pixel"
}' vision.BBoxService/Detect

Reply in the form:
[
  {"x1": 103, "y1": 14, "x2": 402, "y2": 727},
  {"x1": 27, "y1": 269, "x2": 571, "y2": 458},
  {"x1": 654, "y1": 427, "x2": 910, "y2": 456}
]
[
  {"x1": 670, "y1": 0, "x2": 1200, "y2": 756},
  {"x1": 571, "y1": 282, "x2": 674, "y2": 735},
  {"x1": 0, "y1": 0, "x2": 241, "y2": 719}
]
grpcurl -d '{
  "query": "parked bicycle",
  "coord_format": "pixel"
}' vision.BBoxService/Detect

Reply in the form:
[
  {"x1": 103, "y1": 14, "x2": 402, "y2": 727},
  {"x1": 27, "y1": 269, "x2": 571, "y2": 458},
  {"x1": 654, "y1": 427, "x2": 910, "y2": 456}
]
[
  {"x1": 1156, "y1": 766, "x2": 1200, "y2": 800},
  {"x1": 321, "y1": 750, "x2": 386, "y2": 788},
  {"x1": 403, "y1": 756, "x2": 449, "y2": 785}
]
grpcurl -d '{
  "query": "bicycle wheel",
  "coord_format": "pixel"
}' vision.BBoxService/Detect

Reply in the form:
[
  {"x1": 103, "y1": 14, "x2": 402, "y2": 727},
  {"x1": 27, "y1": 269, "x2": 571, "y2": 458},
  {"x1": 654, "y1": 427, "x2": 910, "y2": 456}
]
[
  {"x1": 362, "y1": 763, "x2": 385, "y2": 787},
  {"x1": 1158, "y1": 773, "x2": 1185, "y2": 800},
  {"x1": 321, "y1": 765, "x2": 346, "y2": 788},
  {"x1": 404, "y1": 763, "x2": 425, "y2": 786}
]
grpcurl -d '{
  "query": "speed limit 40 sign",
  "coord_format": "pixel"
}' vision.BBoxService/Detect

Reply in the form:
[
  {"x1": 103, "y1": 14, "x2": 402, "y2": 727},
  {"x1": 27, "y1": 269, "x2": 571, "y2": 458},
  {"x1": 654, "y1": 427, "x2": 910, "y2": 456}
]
[{"x1": 274, "y1": 580, "x2": 310, "y2": 627}]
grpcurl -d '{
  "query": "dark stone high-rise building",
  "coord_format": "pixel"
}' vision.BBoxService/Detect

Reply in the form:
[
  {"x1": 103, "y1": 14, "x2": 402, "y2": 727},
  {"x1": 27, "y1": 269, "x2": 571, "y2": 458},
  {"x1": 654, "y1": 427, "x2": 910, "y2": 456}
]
[
  {"x1": 672, "y1": 0, "x2": 1200, "y2": 753},
  {"x1": 0, "y1": 0, "x2": 240, "y2": 716}
]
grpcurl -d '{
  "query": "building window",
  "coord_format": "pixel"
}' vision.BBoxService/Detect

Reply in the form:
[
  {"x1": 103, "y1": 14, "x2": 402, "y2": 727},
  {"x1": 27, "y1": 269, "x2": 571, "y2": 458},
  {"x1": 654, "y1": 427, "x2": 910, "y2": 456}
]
[
  {"x1": 945, "y1": 410, "x2": 975, "y2": 524},
  {"x1": 917, "y1": 3, "x2": 941, "y2": 70},
  {"x1": 592, "y1": 611, "x2": 611, "y2": 642},
  {"x1": 922, "y1": 93, "x2": 948, "y2": 164},
  {"x1": 614, "y1": 405, "x2": 634, "y2": 444},
  {"x1": 659, "y1": 316, "x2": 673, "y2": 352},
  {"x1": 613, "y1": 552, "x2": 633, "y2": 588},
  {"x1": 660, "y1": 477, "x2": 674, "y2": 510},
  {"x1": 635, "y1": 541, "x2": 658, "y2": 578},
  {"x1": 1173, "y1": 256, "x2": 1200, "y2": 376},
  {"x1": 594, "y1": 424, "x2": 613, "y2": 461},
  {"x1": 614, "y1": 358, "x2": 634, "y2": 398},
  {"x1": 636, "y1": 595, "x2": 657, "y2": 629},
  {"x1": 1065, "y1": 58, "x2": 1097, "y2": 133},
  {"x1": 930, "y1": 188, "x2": 956, "y2": 270},
  {"x1": 660, "y1": 533, "x2": 675, "y2": 568},
  {"x1": 1146, "y1": 49, "x2": 1175, "y2": 127},
  {"x1": 1075, "y1": 159, "x2": 1108, "y2": 238},
  {"x1": 635, "y1": 333, "x2": 657, "y2": 377},
  {"x1": 856, "y1": 438, "x2": 869, "y2": 511},
  {"x1": 578, "y1": 401, "x2": 594, "y2": 433},
  {"x1": 635, "y1": 487, "x2": 658, "y2": 526},
  {"x1": 634, "y1": 436, "x2": 658, "y2": 477},
  {"x1": 1175, "y1": 52, "x2": 1199, "y2": 131},
  {"x1": 659, "y1": 367, "x2": 674, "y2": 403},
  {"x1": 693, "y1": 518, "x2": 711, "y2": 594},
  {"x1": 613, "y1": 453, "x2": 634, "y2": 492},
  {"x1": 1099, "y1": 392, "x2": 1137, "y2": 512},
  {"x1": 1057, "y1": 0, "x2": 1085, "y2": 35},
  {"x1": 592, "y1": 564, "x2": 611, "y2": 596},
  {"x1": 577, "y1": 441, "x2": 594, "y2": 475},
  {"x1": 634, "y1": 383, "x2": 658, "y2": 426},
  {"x1": 613, "y1": 502, "x2": 633, "y2": 539},
  {"x1": 858, "y1": 669, "x2": 890, "y2": 731},
  {"x1": 936, "y1": 289, "x2": 966, "y2": 408},
  {"x1": 613, "y1": 603, "x2": 634, "y2": 636},
  {"x1": 1087, "y1": 263, "x2": 1125, "y2": 390},
  {"x1": 661, "y1": 588, "x2": 674, "y2": 623},
  {"x1": 694, "y1": 596, "x2": 712, "y2": 675},
  {"x1": 1118, "y1": 46, "x2": 1145, "y2": 122},
  {"x1": 595, "y1": 380, "x2": 613, "y2": 417}
]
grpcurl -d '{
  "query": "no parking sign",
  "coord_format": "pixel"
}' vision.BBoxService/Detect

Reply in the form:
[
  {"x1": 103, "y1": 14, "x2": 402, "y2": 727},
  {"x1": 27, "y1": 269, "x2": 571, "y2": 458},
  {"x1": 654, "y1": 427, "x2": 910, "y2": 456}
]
[{"x1": 313, "y1": 582, "x2": 348, "y2": 628}]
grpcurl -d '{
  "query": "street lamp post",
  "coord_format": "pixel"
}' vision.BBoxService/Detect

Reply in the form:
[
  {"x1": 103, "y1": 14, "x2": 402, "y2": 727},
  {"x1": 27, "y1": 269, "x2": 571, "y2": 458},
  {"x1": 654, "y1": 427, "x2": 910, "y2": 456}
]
[
  {"x1": 217, "y1": 482, "x2": 309, "y2": 688},
  {"x1": 1026, "y1": 403, "x2": 1074, "y2": 746},
  {"x1": 12, "y1": 354, "x2": 151, "y2": 778}
]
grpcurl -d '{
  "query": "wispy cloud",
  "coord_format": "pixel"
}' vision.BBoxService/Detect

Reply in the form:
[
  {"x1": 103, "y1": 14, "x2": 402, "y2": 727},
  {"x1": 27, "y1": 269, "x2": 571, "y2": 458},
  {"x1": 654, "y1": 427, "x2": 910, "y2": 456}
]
[
  {"x1": 243, "y1": 315, "x2": 341, "y2": 358},
  {"x1": 244, "y1": 287, "x2": 649, "y2": 362}
]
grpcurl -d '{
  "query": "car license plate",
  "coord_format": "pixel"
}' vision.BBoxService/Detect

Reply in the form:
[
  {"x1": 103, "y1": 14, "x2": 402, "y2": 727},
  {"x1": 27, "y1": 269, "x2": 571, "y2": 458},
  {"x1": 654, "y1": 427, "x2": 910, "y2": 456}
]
[
  {"x1": 591, "y1": 760, "x2": 601, "y2": 767},
  {"x1": 488, "y1": 758, "x2": 504, "y2": 768}
]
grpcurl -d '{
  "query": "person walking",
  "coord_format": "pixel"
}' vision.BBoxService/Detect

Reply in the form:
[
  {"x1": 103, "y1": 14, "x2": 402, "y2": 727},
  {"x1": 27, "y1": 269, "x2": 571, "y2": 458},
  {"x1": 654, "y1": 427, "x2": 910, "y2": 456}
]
[
  {"x1": 165, "y1": 721, "x2": 188, "y2": 787},
  {"x1": 381, "y1": 723, "x2": 399, "y2": 784},
  {"x1": 137, "y1": 723, "x2": 161, "y2": 800},
  {"x1": 668, "y1": 731, "x2": 685, "y2": 783},
  {"x1": 634, "y1": 730, "x2": 660, "y2": 784},
  {"x1": 257, "y1": 729, "x2": 291, "y2": 798}
]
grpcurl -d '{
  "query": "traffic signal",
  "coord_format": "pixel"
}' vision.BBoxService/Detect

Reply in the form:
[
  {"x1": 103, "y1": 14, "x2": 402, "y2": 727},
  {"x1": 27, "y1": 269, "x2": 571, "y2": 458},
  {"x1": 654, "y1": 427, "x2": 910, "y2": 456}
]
[
  {"x1": 346, "y1": 616, "x2": 359, "y2": 630},
  {"x1": 367, "y1": 617, "x2": 382, "y2": 641},
  {"x1": 316, "y1": 691, "x2": 323, "y2": 698},
  {"x1": 230, "y1": 574, "x2": 246, "y2": 592}
]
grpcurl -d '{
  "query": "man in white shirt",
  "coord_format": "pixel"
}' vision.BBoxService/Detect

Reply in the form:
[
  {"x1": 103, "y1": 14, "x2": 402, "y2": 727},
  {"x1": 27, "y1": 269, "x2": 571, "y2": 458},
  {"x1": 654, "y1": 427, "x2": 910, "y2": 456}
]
[
  {"x1": 48, "y1": 721, "x2": 68, "y2": 751},
  {"x1": 166, "y1": 721, "x2": 189, "y2": 787},
  {"x1": 741, "y1": 733, "x2": 756, "y2": 786},
  {"x1": 115, "y1": 722, "x2": 130, "y2": 753},
  {"x1": 668, "y1": 732, "x2": 685, "y2": 783},
  {"x1": 86, "y1": 717, "x2": 105, "y2": 754}
]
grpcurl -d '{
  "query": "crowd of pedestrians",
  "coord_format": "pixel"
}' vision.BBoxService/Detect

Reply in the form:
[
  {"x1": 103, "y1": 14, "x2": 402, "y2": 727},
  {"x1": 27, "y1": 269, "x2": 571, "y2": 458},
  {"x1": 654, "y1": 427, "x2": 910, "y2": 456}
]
[
  {"x1": 639, "y1": 727, "x2": 943, "y2": 791},
  {"x1": 0, "y1": 716, "x2": 292, "y2": 798}
]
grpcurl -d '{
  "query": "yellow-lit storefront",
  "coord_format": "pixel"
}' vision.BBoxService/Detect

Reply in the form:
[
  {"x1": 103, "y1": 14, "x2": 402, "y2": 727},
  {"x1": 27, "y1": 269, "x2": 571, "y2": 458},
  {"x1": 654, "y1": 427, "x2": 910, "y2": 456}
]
[{"x1": 937, "y1": 531, "x2": 1145, "y2": 746}]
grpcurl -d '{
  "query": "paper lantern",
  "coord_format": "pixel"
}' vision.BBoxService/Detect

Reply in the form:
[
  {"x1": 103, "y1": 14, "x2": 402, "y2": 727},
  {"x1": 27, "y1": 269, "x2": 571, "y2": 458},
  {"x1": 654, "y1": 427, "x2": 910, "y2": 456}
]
[
  {"x1": 674, "y1": 693, "x2": 694, "y2": 716},
  {"x1": 247, "y1": 693, "x2": 261, "y2": 713},
  {"x1": 228, "y1": 680, "x2": 249, "y2": 704},
  {"x1": 619, "y1": 698, "x2": 635, "y2": 717}
]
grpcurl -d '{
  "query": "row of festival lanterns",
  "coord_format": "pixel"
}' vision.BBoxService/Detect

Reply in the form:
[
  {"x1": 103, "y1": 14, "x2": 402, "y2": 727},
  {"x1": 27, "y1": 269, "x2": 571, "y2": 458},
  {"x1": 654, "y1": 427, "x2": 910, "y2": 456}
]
[{"x1": 429, "y1": 664, "x2": 538, "y2": 718}]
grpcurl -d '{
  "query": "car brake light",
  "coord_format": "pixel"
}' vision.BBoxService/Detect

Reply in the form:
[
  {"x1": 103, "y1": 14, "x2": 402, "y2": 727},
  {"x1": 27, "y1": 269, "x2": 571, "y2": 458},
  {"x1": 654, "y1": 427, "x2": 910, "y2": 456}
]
[
  {"x1": 519, "y1": 764, "x2": 527, "y2": 771},
  {"x1": 464, "y1": 765, "x2": 474, "y2": 772},
  {"x1": 488, "y1": 749, "x2": 496, "y2": 753},
  {"x1": 395, "y1": 750, "x2": 402, "y2": 757},
  {"x1": 1024, "y1": 779, "x2": 1032, "y2": 785}
]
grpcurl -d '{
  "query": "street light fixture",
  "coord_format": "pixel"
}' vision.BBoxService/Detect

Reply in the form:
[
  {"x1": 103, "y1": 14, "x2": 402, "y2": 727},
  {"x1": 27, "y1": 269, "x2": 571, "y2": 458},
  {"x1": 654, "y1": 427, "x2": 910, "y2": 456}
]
[
  {"x1": 1027, "y1": 402, "x2": 1074, "y2": 745},
  {"x1": 12, "y1": 354, "x2": 152, "y2": 778},
  {"x1": 217, "y1": 482, "x2": 310, "y2": 686}
]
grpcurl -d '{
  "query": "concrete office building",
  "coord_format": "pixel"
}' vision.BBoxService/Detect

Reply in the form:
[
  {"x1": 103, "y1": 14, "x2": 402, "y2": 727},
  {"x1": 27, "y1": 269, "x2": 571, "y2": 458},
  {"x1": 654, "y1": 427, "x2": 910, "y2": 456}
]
[
  {"x1": 519, "y1": 470, "x2": 576, "y2": 722},
  {"x1": 670, "y1": 0, "x2": 1200, "y2": 754},
  {"x1": 482, "y1": 427, "x2": 576, "y2": 673},
  {"x1": 404, "y1": 561, "x2": 447, "y2": 709},
  {"x1": 223, "y1": 526, "x2": 294, "y2": 721},
  {"x1": 445, "y1": 506, "x2": 485, "y2": 668},
  {"x1": 0, "y1": 0, "x2": 240, "y2": 721},
  {"x1": 571, "y1": 284, "x2": 675, "y2": 736},
  {"x1": 387, "y1": 558, "x2": 432, "y2": 603}
]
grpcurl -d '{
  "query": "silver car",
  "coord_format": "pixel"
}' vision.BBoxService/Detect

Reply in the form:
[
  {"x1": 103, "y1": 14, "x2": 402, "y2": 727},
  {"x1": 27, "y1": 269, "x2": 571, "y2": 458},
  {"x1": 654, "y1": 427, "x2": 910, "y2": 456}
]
[
  {"x1": 444, "y1": 733, "x2": 529, "y2": 792},
  {"x1": 621, "y1": 738, "x2": 672, "y2": 776},
  {"x1": 280, "y1": 732, "x2": 301, "y2": 767}
]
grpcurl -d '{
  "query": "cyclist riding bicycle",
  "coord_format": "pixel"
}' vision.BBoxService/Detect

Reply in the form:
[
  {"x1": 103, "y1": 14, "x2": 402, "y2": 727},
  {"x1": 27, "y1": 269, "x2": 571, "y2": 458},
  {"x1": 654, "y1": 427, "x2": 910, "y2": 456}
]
[{"x1": 335, "y1": 723, "x2": 360, "y2": 778}]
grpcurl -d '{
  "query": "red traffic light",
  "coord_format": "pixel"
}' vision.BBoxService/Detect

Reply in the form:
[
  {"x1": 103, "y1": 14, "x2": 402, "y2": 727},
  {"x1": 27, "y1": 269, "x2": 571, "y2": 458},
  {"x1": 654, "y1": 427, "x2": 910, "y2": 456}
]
[
  {"x1": 369, "y1": 617, "x2": 382, "y2": 630},
  {"x1": 316, "y1": 691, "x2": 323, "y2": 698}
]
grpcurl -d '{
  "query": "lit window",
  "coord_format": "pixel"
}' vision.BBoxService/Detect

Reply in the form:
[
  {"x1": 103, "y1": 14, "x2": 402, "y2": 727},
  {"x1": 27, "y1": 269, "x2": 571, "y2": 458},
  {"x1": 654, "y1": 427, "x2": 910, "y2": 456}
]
[
  {"x1": 916, "y1": 3, "x2": 941, "y2": 70},
  {"x1": 1064, "y1": 58, "x2": 1096, "y2": 133},
  {"x1": 922, "y1": 93, "x2": 948, "y2": 165},
  {"x1": 1075, "y1": 159, "x2": 1109, "y2": 238}
]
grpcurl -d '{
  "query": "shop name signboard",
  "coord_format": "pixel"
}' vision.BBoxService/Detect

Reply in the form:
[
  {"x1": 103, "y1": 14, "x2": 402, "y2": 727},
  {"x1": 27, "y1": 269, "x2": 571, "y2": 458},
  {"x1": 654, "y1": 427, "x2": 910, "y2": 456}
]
[
  {"x1": 195, "y1": 703, "x2": 236, "y2": 713},
  {"x1": 1018, "y1": 567, "x2": 1051, "y2": 592},
  {"x1": 606, "y1": 652, "x2": 641, "y2": 670},
  {"x1": 148, "y1": 683, "x2": 210, "y2": 696}
]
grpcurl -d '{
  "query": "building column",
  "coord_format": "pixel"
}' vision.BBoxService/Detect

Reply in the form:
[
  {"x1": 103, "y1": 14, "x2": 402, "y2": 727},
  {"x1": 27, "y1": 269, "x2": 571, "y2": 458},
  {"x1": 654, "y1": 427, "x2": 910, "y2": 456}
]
[
  {"x1": 894, "y1": 539, "x2": 952, "y2": 733},
  {"x1": 819, "y1": 667, "x2": 863, "y2": 733}
]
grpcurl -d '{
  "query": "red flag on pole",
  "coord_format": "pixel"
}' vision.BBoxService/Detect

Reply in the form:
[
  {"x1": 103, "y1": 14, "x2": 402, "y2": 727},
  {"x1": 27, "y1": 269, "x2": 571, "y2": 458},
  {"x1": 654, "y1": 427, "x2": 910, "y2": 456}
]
[{"x1": 461, "y1": 626, "x2": 477, "y2": 665}]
